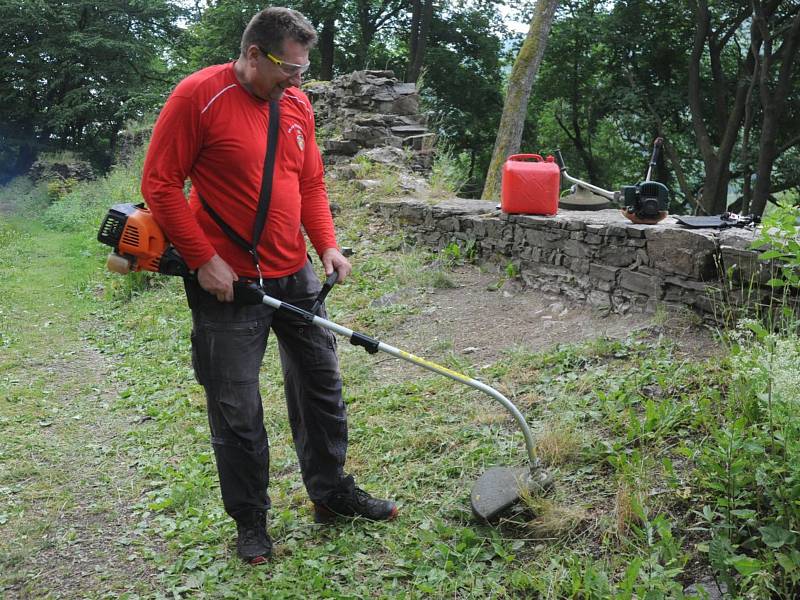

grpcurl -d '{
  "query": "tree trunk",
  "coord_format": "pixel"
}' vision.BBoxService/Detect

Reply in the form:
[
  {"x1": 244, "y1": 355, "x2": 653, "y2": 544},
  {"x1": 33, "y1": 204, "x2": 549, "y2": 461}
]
[
  {"x1": 687, "y1": 0, "x2": 754, "y2": 214},
  {"x1": 739, "y1": 33, "x2": 759, "y2": 215},
  {"x1": 749, "y1": 4, "x2": 800, "y2": 216},
  {"x1": 663, "y1": 139, "x2": 696, "y2": 212},
  {"x1": 12, "y1": 142, "x2": 35, "y2": 181},
  {"x1": 481, "y1": 0, "x2": 559, "y2": 201},
  {"x1": 408, "y1": 0, "x2": 421, "y2": 78},
  {"x1": 700, "y1": 159, "x2": 731, "y2": 215},
  {"x1": 572, "y1": 128, "x2": 598, "y2": 184},
  {"x1": 356, "y1": 1, "x2": 375, "y2": 67},
  {"x1": 319, "y1": 16, "x2": 335, "y2": 80},
  {"x1": 406, "y1": 0, "x2": 433, "y2": 83}
]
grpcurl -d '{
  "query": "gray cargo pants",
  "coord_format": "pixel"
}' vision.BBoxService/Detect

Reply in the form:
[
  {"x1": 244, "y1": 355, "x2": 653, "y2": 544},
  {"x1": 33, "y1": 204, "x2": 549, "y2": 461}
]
[{"x1": 184, "y1": 261, "x2": 348, "y2": 522}]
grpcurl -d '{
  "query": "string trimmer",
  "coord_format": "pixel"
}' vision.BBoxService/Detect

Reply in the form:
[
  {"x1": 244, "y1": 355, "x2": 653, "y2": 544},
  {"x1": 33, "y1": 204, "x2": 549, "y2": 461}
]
[
  {"x1": 97, "y1": 203, "x2": 554, "y2": 521},
  {"x1": 556, "y1": 138, "x2": 670, "y2": 224}
]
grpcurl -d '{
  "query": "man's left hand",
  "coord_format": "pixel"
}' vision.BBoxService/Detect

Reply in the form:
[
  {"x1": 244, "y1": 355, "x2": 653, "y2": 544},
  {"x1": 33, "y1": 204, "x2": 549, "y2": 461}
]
[{"x1": 321, "y1": 247, "x2": 352, "y2": 284}]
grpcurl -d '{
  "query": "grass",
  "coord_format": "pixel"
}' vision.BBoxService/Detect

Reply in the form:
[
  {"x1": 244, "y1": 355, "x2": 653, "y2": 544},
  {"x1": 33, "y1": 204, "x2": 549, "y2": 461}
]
[{"x1": 2, "y1": 153, "x2": 800, "y2": 598}]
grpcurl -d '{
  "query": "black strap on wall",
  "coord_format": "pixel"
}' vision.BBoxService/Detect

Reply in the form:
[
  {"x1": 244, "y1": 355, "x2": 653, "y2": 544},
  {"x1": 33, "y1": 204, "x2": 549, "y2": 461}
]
[{"x1": 199, "y1": 100, "x2": 280, "y2": 284}]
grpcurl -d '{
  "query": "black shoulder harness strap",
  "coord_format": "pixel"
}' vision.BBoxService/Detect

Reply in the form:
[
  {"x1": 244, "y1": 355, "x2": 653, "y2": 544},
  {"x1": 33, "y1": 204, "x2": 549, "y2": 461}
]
[{"x1": 199, "y1": 99, "x2": 280, "y2": 285}]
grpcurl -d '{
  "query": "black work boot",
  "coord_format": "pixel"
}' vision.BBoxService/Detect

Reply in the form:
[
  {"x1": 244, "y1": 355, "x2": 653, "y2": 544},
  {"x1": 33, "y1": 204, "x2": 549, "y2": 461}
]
[
  {"x1": 314, "y1": 476, "x2": 398, "y2": 523},
  {"x1": 235, "y1": 511, "x2": 272, "y2": 565}
]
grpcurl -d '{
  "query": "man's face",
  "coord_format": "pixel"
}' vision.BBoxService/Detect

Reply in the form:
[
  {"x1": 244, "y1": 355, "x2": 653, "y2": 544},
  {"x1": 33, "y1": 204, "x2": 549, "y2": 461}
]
[{"x1": 250, "y1": 39, "x2": 309, "y2": 101}]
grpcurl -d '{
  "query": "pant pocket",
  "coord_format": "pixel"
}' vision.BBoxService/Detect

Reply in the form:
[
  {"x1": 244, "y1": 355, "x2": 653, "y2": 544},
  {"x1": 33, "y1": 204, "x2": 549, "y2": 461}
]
[{"x1": 194, "y1": 317, "x2": 267, "y2": 386}]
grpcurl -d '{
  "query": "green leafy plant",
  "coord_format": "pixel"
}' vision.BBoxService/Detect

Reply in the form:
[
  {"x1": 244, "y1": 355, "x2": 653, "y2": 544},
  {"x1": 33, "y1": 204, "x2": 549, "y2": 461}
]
[
  {"x1": 441, "y1": 241, "x2": 461, "y2": 266},
  {"x1": 429, "y1": 144, "x2": 469, "y2": 197},
  {"x1": 751, "y1": 200, "x2": 800, "y2": 290},
  {"x1": 505, "y1": 260, "x2": 520, "y2": 279},
  {"x1": 694, "y1": 319, "x2": 800, "y2": 597},
  {"x1": 46, "y1": 177, "x2": 78, "y2": 202}
]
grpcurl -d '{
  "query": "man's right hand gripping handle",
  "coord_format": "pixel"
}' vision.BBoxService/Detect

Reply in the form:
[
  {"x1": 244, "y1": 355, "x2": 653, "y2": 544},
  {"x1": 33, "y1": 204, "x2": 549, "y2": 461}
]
[{"x1": 197, "y1": 254, "x2": 239, "y2": 303}]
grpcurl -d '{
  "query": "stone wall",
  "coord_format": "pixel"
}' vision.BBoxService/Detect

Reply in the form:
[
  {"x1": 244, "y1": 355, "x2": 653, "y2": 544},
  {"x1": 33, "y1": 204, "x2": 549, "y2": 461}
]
[
  {"x1": 373, "y1": 197, "x2": 776, "y2": 318},
  {"x1": 305, "y1": 70, "x2": 435, "y2": 172}
]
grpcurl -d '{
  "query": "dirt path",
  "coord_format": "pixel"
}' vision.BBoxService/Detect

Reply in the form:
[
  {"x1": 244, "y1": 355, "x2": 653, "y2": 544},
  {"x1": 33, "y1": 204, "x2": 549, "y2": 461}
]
[
  {"x1": 0, "y1": 222, "x2": 163, "y2": 598},
  {"x1": 366, "y1": 264, "x2": 718, "y2": 379},
  {"x1": 14, "y1": 335, "x2": 163, "y2": 599}
]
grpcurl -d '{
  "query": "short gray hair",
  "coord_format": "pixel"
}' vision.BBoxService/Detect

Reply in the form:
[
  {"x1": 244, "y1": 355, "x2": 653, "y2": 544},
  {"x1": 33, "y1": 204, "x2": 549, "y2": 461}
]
[{"x1": 240, "y1": 7, "x2": 317, "y2": 56}]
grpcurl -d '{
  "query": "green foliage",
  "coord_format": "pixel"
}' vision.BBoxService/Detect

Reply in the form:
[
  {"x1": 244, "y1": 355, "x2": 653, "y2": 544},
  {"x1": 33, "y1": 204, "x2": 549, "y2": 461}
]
[
  {"x1": 2, "y1": 0, "x2": 798, "y2": 213},
  {"x1": 178, "y1": 0, "x2": 262, "y2": 71},
  {"x1": 528, "y1": 1, "x2": 617, "y2": 189},
  {"x1": 751, "y1": 200, "x2": 800, "y2": 291},
  {"x1": 442, "y1": 241, "x2": 462, "y2": 264},
  {"x1": 0, "y1": 0, "x2": 185, "y2": 180},
  {"x1": 693, "y1": 327, "x2": 800, "y2": 597},
  {"x1": 429, "y1": 144, "x2": 470, "y2": 197},
  {"x1": 419, "y1": 6, "x2": 507, "y2": 197},
  {"x1": 689, "y1": 209, "x2": 800, "y2": 595},
  {"x1": 0, "y1": 176, "x2": 50, "y2": 217},
  {"x1": 504, "y1": 261, "x2": 519, "y2": 279},
  {"x1": 440, "y1": 239, "x2": 478, "y2": 269},
  {"x1": 45, "y1": 177, "x2": 79, "y2": 203},
  {"x1": 41, "y1": 157, "x2": 141, "y2": 234}
]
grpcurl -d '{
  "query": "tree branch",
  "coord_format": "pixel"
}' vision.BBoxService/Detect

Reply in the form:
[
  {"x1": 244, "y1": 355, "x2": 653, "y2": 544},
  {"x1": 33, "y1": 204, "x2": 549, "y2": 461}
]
[
  {"x1": 553, "y1": 107, "x2": 578, "y2": 145},
  {"x1": 687, "y1": 0, "x2": 714, "y2": 163},
  {"x1": 778, "y1": 133, "x2": 800, "y2": 155}
]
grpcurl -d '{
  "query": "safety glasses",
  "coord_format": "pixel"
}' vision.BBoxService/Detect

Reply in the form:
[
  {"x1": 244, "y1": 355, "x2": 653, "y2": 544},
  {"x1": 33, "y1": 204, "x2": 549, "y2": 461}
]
[{"x1": 261, "y1": 49, "x2": 311, "y2": 76}]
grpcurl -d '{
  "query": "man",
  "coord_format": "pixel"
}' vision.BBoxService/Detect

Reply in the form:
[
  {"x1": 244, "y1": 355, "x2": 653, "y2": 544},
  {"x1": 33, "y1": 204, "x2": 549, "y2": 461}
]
[{"x1": 140, "y1": 7, "x2": 397, "y2": 566}]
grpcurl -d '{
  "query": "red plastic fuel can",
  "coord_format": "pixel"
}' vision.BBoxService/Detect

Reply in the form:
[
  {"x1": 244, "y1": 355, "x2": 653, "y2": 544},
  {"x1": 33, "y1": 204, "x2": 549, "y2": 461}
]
[{"x1": 501, "y1": 154, "x2": 560, "y2": 215}]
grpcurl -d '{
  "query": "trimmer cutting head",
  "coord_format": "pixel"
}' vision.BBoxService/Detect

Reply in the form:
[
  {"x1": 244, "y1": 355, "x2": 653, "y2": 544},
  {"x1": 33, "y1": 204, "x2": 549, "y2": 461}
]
[{"x1": 470, "y1": 463, "x2": 554, "y2": 522}]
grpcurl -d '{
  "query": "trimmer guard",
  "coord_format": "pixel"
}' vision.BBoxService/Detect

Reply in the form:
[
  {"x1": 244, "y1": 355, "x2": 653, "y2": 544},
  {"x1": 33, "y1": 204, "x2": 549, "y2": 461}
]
[{"x1": 471, "y1": 464, "x2": 553, "y2": 522}]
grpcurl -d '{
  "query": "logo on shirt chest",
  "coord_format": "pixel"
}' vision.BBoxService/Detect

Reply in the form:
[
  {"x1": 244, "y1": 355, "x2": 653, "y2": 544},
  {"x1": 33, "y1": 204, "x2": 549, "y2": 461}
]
[{"x1": 287, "y1": 123, "x2": 305, "y2": 152}]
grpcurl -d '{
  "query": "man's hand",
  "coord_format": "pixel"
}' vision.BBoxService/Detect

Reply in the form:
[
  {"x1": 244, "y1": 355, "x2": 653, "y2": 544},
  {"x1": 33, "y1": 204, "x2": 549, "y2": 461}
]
[
  {"x1": 197, "y1": 254, "x2": 239, "y2": 302},
  {"x1": 321, "y1": 247, "x2": 352, "y2": 284}
]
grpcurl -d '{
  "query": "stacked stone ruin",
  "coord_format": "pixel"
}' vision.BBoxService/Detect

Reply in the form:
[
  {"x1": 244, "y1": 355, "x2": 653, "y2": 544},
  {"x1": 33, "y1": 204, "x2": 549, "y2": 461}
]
[
  {"x1": 304, "y1": 70, "x2": 435, "y2": 172},
  {"x1": 28, "y1": 159, "x2": 95, "y2": 183}
]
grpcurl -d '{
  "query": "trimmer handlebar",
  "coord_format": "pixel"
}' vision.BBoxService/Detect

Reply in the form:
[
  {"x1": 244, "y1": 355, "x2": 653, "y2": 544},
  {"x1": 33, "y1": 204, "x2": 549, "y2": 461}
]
[
  {"x1": 230, "y1": 272, "x2": 340, "y2": 313},
  {"x1": 232, "y1": 281, "x2": 268, "y2": 306},
  {"x1": 645, "y1": 137, "x2": 663, "y2": 182},
  {"x1": 310, "y1": 271, "x2": 339, "y2": 315}
]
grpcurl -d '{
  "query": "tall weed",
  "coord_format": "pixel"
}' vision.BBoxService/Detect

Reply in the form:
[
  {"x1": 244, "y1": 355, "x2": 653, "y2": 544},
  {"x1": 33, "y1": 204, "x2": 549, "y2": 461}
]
[
  {"x1": 696, "y1": 201, "x2": 800, "y2": 597},
  {"x1": 42, "y1": 146, "x2": 148, "y2": 233},
  {"x1": 429, "y1": 144, "x2": 469, "y2": 197}
]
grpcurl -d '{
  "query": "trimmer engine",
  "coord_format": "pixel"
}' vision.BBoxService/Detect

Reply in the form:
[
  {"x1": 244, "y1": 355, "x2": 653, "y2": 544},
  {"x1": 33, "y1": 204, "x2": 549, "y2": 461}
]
[
  {"x1": 619, "y1": 138, "x2": 670, "y2": 224},
  {"x1": 621, "y1": 180, "x2": 670, "y2": 222},
  {"x1": 97, "y1": 203, "x2": 190, "y2": 277}
]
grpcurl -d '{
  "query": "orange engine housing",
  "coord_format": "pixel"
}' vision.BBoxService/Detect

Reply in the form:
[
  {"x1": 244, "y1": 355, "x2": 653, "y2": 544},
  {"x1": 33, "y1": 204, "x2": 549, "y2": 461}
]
[
  {"x1": 116, "y1": 205, "x2": 169, "y2": 272},
  {"x1": 97, "y1": 203, "x2": 170, "y2": 273}
]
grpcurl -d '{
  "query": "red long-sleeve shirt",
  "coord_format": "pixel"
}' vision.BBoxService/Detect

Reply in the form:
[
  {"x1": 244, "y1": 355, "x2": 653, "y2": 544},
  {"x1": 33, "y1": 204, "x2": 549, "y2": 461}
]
[{"x1": 140, "y1": 62, "x2": 338, "y2": 279}]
